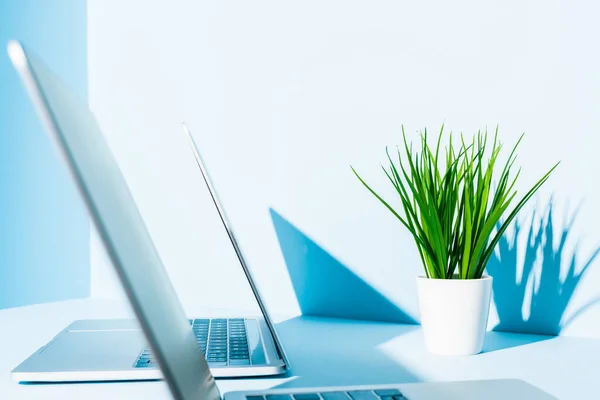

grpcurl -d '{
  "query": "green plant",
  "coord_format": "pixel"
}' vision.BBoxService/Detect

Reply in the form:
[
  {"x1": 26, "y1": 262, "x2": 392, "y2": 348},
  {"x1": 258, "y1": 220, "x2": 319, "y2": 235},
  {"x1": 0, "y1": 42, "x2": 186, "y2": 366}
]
[{"x1": 352, "y1": 126, "x2": 559, "y2": 279}]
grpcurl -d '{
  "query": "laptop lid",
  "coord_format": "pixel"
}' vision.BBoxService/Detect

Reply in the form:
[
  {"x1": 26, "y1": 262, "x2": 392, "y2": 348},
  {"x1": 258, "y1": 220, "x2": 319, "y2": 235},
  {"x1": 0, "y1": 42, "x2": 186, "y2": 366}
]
[
  {"x1": 182, "y1": 123, "x2": 288, "y2": 367},
  {"x1": 8, "y1": 41, "x2": 220, "y2": 400}
]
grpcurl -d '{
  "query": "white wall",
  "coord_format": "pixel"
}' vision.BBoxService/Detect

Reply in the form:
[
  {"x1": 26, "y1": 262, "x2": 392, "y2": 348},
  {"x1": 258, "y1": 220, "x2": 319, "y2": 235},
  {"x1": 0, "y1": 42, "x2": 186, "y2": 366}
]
[{"x1": 87, "y1": 0, "x2": 600, "y2": 336}]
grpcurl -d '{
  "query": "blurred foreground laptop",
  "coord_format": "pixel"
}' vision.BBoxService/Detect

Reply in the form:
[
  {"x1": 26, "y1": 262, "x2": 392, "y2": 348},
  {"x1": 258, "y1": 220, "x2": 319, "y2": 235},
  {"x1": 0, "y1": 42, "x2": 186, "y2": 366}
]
[
  {"x1": 7, "y1": 40, "x2": 557, "y2": 399},
  {"x1": 10, "y1": 59, "x2": 287, "y2": 383}
]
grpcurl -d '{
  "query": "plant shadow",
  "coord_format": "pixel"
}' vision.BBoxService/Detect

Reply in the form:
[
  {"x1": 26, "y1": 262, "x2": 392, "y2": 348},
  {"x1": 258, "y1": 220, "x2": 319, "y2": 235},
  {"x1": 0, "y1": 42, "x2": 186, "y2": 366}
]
[
  {"x1": 269, "y1": 208, "x2": 417, "y2": 324},
  {"x1": 487, "y1": 200, "x2": 600, "y2": 349}
]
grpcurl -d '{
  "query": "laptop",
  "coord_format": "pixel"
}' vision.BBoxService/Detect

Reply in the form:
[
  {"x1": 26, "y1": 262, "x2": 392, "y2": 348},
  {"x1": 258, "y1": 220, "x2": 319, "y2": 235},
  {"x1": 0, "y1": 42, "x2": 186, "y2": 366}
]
[
  {"x1": 10, "y1": 65, "x2": 287, "y2": 384},
  {"x1": 7, "y1": 40, "x2": 557, "y2": 399}
]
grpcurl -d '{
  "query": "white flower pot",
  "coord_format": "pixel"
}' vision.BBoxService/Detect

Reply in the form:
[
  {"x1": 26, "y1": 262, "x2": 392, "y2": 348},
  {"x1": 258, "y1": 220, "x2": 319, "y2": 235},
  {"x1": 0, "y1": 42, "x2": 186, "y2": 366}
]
[{"x1": 416, "y1": 275, "x2": 492, "y2": 356}]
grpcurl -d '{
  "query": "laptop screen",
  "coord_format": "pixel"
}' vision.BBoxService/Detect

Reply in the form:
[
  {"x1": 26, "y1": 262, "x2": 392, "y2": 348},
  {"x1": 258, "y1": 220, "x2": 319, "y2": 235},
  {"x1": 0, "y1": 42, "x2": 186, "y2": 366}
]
[
  {"x1": 183, "y1": 123, "x2": 288, "y2": 366},
  {"x1": 9, "y1": 41, "x2": 221, "y2": 400}
]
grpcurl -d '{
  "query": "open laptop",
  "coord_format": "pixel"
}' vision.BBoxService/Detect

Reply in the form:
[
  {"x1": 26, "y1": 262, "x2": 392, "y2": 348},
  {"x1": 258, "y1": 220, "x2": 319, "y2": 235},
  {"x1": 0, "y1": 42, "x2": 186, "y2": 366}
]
[
  {"x1": 8, "y1": 40, "x2": 557, "y2": 399},
  {"x1": 11, "y1": 68, "x2": 287, "y2": 384}
]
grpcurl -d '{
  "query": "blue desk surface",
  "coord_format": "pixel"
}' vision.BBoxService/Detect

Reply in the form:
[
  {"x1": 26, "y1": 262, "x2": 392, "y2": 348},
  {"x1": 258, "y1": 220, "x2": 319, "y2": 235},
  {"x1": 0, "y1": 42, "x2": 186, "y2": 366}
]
[{"x1": 0, "y1": 299, "x2": 596, "y2": 399}]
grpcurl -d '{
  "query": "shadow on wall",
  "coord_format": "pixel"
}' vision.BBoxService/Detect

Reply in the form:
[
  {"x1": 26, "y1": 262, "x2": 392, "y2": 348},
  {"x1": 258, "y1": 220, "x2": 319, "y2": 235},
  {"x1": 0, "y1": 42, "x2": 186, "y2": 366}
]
[
  {"x1": 269, "y1": 208, "x2": 417, "y2": 324},
  {"x1": 488, "y1": 200, "x2": 600, "y2": 336}
]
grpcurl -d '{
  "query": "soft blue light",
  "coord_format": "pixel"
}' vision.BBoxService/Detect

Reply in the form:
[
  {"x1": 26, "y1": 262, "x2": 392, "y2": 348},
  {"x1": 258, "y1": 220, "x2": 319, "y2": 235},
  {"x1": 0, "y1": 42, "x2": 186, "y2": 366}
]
[{"x1": 0, "y1": 0, "x2": 89, "y2": 308}]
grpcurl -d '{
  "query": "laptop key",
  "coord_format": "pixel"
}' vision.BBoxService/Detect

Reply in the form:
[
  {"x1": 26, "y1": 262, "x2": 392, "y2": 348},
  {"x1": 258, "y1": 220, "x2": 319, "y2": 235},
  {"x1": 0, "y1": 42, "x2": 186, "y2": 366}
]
[
  {"x1": 321, "y1": 393, "x2": 350, "y2": 400},
  {"x1": 348, "y1": 391, "x2": 378, "y2": 400},
  {"x1": 266, "y1": 395, "x2": 292, "y2": 400},
  {"x1": 230, "y1": 347, "x2": 248, "y2": 352},
  {"x1": 374, "y1": 390, "x2": 403, "y2": 397},
  {"x1": 245, "y1": 396, "x2": 265, "y2": 400},
  {"x1": 229, "y1": 359, "x2": 251, "y2": 366},
  {"x1": 293, "y1": 394, "x2": 320, "y2": 400},
  {"x1": 136, "y1": 362, "x2": 156, "y2": 368},
  {"x1": 207, "y1": 361, "x2": 227, "y2": 367}
]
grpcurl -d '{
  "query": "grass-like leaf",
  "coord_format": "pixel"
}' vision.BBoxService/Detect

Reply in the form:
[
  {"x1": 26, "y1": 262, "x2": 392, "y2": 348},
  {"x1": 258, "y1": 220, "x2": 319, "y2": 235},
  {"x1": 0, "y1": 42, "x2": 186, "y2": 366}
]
[{"x1": 352, "y1": 125, "x2": 559, "y2": 279}]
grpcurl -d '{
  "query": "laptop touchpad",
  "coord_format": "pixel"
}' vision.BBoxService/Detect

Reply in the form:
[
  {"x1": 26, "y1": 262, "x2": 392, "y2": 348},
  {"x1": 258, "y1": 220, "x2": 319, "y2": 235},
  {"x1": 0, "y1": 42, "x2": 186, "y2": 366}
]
[{"x1": 30, "y1": 330, "x2": 145, "y2": 371}]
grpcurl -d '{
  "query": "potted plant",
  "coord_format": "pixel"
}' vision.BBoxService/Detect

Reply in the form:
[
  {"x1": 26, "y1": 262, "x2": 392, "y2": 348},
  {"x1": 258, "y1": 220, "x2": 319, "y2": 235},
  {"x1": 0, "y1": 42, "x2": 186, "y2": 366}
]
[{"x1": 352, "y1": 126, "x2": 559, "y2": 355}]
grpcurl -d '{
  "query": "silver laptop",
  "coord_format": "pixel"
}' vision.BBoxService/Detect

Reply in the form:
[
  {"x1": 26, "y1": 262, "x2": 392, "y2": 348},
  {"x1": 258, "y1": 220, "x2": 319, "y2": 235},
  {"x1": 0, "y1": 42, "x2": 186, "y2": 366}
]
[
  {"x1": 8, "y1": 40, "x2": 557, "y2": 400},
  {"x1": 10, "y1": 64, "x2": 287, "y2": 384}
]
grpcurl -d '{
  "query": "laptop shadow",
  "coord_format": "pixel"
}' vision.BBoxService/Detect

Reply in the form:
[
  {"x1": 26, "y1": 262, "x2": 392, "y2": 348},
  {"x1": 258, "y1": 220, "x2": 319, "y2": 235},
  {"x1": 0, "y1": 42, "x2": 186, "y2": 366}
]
[
  {"x1": 274, "y1": 316, "x2": 421, "y2": 388},
  {"x1": 269, "y1": 209, "x2": 417, "y2": 325}
]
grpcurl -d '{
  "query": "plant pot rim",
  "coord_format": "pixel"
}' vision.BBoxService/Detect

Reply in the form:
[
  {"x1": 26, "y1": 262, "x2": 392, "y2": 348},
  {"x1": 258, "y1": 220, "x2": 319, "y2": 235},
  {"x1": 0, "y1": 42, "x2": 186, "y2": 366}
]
[{"x1": 416, "y1": 275, "x2": 492, "y2": 282}]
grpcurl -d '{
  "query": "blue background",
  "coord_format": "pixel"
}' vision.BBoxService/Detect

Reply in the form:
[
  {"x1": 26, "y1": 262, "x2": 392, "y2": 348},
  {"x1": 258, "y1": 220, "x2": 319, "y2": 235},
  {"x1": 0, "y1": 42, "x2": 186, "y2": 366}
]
[
  {"x1": 85, "y1": 0, "x2": 600, "y2": 339},
  {"x1": 1, "y1": 0, "x2": 599, "y2": 341},
  {"x1": 0, "y1": 0, "x2": 89, "y2": 308}
]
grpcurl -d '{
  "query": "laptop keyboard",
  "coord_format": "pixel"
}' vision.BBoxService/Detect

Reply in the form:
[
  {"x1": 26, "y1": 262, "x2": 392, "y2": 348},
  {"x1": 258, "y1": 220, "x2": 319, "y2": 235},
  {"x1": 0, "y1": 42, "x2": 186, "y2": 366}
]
[
  {"x1": 246, "y1": 389, "x2": 408, "y2": 400},
  {"x1": 135, "y1": 318, "x2": 250, "y2": 368}
]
